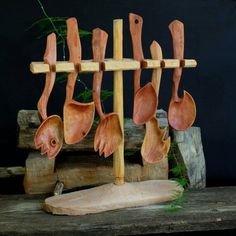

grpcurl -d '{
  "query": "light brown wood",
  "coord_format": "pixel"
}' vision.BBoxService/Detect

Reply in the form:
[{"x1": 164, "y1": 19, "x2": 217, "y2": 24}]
[
  {"x1": 44, "y1": 180, "x2": 183, "y2": 215},
  {"x1": 161, "y1": 59, "x2": 180, "y2": 68},
  {"x1": 113, "y1": 19, "x2": 125, "y2": 185},
  {"x1": 80, "y1": 60, "x2": 100, "y2": 72},
  {"x1": 30, "y1": 59, "x2": 197, "y2": 74},
  {"x1": 102, "y1": 58, "x2": 140, "y2": 71},
  {"x1": 168, "y1": 20, "x2": 196, "y2": 131},
  {"x1": 181, "y1": 59, "x2": 197, "y2": 68},
  {"x1": 55, "y1": 61, "x2": 74, "y2": 72}
]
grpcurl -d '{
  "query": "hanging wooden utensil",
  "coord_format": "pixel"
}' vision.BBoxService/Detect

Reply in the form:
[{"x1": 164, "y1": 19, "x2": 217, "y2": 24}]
[
  {"x1": 92, "y1": 28, "x2": 122, "y2": 157},
  {"x1": 34, "y1": 33, "x2": 63, "y2": 160},
  {"x1": 129, "y1": 13, "x2": 157, "y2": 125},
  {"x1": 63, "y1": 18, "x2": 95, "y2": 144},
  {"x1": 141, "y1": 41, "x2": 170, "y2": 163},
  {"x1": 168, "y1": 20, "x2": 196, "y2": 131}
]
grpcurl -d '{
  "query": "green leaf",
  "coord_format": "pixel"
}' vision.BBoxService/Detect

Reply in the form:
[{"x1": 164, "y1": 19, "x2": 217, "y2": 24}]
[
  {"x1": 169, "y1": 164, "x2": 186, "y2": 175},
  {"x1": 101, "y1": 90, "x2": 113, "y2": 101},
  {"x1": 56, "y1": 73, "x2": 67, "y2": 83},
  {"x1": 171, "y1": 177, "x2": 188, "y2": 188},
  {"x1": 79, "y1": 29, "x2": 92, "y2": 37},
  {"x1": 74, "y1": 89, "x2": 93, "y2": 102}
]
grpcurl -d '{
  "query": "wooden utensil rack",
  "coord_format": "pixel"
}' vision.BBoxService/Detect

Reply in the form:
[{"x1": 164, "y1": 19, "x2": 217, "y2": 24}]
[{"x1": 29, "y1": 17, "x2": 197, "y2": 215}]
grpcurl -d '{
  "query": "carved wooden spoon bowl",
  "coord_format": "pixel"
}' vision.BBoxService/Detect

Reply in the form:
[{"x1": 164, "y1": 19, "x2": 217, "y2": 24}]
[
  {"x1": 141, "y1": 41, "x2": 170, "y2": 163},
  {"x1": 92, "y1": 28, "x2": 122, "y2": 157},
  {"x1": 34, "y1": 33, "x2": 63, "y2": 160},
  {"x1": 129, "y1": 13, "x2": 157, "y2": 125},
  {"x1": 63, "y1": 18, "x2": 95, "y2": 144},
  {"x1": 168, "y1": 20, "x2": 196, "y2": 131}
]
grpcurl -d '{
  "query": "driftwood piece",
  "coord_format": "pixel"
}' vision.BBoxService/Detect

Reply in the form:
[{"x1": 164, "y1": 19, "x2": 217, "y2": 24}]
[
  {"x1": 44, "y1": 180, "x2": 183, "y2": 215},
  {"x1": 17, "y1": 109, "x2": 168, "y2": 151},
  {"x1": 172, "y1": 126, "x2": 206, "y2": 189},
  {"x1": 23, "y1": 152, "x2": 168, "y2": 194},
  {"x1": 0, "y1": 187, "x2": 235, "y2": 235}
]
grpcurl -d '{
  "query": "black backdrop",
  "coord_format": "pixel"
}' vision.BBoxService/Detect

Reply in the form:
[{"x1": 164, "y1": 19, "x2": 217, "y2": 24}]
[{"x1": 0, "y1": 0, "x2": 236, "y2": 190}]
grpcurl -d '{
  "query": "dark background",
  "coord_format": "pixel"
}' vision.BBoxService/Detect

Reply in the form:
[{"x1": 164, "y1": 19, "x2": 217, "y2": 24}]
[{"x1": 0, "y1": 0, "x2": 236, "y2": 192}]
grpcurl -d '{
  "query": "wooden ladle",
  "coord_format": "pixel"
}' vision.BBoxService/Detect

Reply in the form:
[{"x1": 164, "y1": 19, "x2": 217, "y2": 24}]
[
  {"x1": 141, "y1": 41, "x2": 171, "y2": 163},
  {"x1": 34, "y1": 33, "x2": 63, "y2": 160},
  {"x1": 92, "y1": 28, "x2": 122, "y2": 157},
  {"x1": 63, "y1": 18, "x2": 95, "y2": 144},
  {"x1": 168, "y1": 20, "x2": 196, "y2": 131},
  {"x1": 129, "y1": 13, "x2": 157, "y2": 125}
]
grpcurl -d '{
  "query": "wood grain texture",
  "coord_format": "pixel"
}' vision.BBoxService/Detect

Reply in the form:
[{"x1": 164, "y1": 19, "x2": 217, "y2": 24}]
[
  {"x1": 0, "y1": 187, "x2": 236, "y2": 235},
  {"x1": 113, "y1": 19, "x2": 124, "y2": 185}
]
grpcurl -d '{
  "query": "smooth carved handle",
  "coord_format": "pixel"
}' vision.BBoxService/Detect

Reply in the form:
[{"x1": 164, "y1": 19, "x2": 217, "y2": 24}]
[
  {"x1": 129, "y1": 13, "x2": 144, "y2": 93},
  {"x1": 92, "y1": 28, "x2": 108, "y2": 119},
  {"x1": 169, "y1": 20, "x2": 184, "y2": 101},
  {"x1": 150, "y1": 40, "x2": 163, "y2": 96},
  {"x1": 37, "y1": 33, "x2": 57, "y2": 120},
  {"x1": 65, "y1": 18, "x2": 82, "y2": 103}
]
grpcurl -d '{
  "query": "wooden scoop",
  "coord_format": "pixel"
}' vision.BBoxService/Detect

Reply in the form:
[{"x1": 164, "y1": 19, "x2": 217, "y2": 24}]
[
  {"x1": 141, "y1": 41, "x2": 171, "y2": 163},
  {"x1": 129, "y1": 13, "x2": 157, "y2": 125},
  {"x1": 63, "y1": 18, "x2": 95, "y2": 144},
  {"x1": 92, "y1": 28, "x2": 122, "y2": 158},
  {"x1": 168, "y1": 20, "x2": 196, "y2": 131},
  {"x1": 34, "y1": 33, "x2": 63, "y2": 160}
]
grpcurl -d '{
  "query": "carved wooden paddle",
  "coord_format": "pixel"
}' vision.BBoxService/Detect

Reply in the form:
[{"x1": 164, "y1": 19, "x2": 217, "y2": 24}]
[
  {"x1": 129, "y1": 13, "x2": 157, "y2": 125},
  {"x1": 63, "y1": 18, "x2": 95, "y2": 144},
  {"x1": 141, "y1": 41, "x2": 170, "y2": 163},
  {"x1": 34, "y1": 33, "x2": 63, "y2": 160},
  {"x1": 168, "y1": 20, "x2": 196, "y2": 130},
  {"x1": 92, "y1": 28, "x2": 122, "y2": 157}
]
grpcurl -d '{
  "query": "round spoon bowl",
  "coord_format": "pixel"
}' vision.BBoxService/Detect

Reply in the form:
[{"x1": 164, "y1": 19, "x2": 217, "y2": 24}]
[
  {"x1": 168, "y1": 90, "x2": 196, "y2": 131},
  {"x1": 34, "y1": 115, "x2": 63, "y2": 160}
]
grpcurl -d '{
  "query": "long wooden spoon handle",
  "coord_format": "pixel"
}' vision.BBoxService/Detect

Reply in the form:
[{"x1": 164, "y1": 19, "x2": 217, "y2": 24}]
[
  {"x1": 92, "y1": 28, "x2": 108, "y2": 119},
  {"x1": 169, "y1": 20, "x2": 184, "y2": 100},
  {"x1": 150, "y1": 41, "x2": 163, "y2": 96},
  {"x1": 129, "y1": 13, "x2": 144, "y2": 94},
  {"x1": 37, "y1": 33, "x2": 57, "y2": 120},
  {"x1": 65, "y1": 17, "x2": 81, "y2": 103}
]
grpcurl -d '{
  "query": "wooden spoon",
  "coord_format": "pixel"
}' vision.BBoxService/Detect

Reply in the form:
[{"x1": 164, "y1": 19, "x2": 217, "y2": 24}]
[
  {"x1": 168, "y1": 20, "x2": 196, "y2": 131},
  {"x1": 34, "y1": 33, "x2": 63, "y2": 160},
  {"x1": 92, "y1": 28, "x2": 122, "y2": 157},
  {"x1": 141, "y1": 41, "x2": 171, "y2": 163},
  {"x1": 63, "y1": 18, "x2": 95, "y2": 144},
  {"x1": 129, "y1": 13, "x2": 157, "y2": 125}
]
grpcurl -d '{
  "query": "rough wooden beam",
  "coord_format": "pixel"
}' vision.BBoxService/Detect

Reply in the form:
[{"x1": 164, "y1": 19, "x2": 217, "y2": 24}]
[
  {"x1": 0, "y1": 187, "x2": 236, "y2": 235},
  {"x1": 102, "y1": 59, "x2": 140, "y2": 71},
  {"x1": 0, "y1": 166, "x2": 25, "y2": 178}
]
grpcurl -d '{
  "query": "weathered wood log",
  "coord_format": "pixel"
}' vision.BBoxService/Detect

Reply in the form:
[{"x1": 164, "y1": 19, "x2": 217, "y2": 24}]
[
  {"x1": 23, "y1": 152, "x2": 168, "y2": 194},
  {"x1": 0, "y1": 166, "x2": 25, "y2": 178},
  {"x1": 172, "y1": 126, "x2": 206, "y2": 189},
  {"x1": 0, "y1": 187, "x2": 236, "y2": 235},
  {"x1": 17, "y1": 109, "x2": 168, "y2": 152}
]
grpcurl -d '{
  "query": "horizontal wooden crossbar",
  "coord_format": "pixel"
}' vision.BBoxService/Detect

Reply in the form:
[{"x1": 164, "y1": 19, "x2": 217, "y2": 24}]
[{"x1": 30, "y1": 58, "x2": 197, "y2": 74}]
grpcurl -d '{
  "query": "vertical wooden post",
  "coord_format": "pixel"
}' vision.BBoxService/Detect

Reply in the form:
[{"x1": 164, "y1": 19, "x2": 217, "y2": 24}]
[{"x1": 113, "y1": 19, "x2": 124, "y2": 185}]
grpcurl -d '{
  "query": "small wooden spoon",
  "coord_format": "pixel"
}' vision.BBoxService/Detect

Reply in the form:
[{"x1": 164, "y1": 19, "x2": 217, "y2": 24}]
[
  {"x1": 92, "y1": 28, "x2": 122, "y2": 157},
  {"x1": 141, "y1": 41, "x2": 170, "y2": 163},
  {"x1": 168, "y1": 20, "x2": 196, "y2": 131},
  {"x1": 63, "y1": 18, "x2": 95, "y2": 144},
  {"x1": 34, "y1": 33, "x2": 63, "y2": 160},
  {"x1": 129, "y1": 13, "x2": 157, "y2": 125}
]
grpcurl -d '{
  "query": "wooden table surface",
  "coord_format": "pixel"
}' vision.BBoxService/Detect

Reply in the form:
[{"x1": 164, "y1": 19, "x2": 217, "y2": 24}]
[{"x1": 0, "y1": 186, "x2": 236, "y2": 235}]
